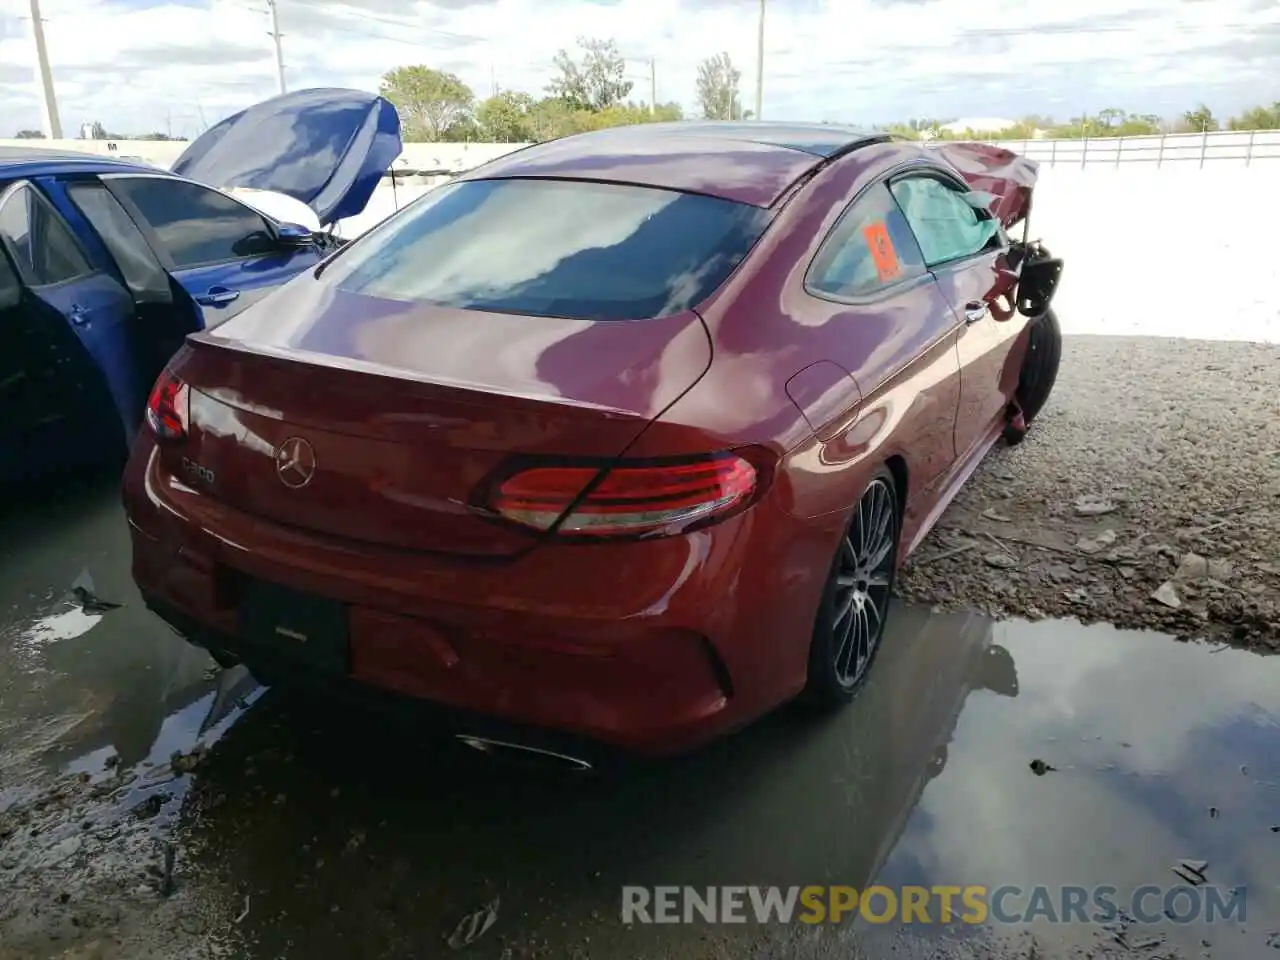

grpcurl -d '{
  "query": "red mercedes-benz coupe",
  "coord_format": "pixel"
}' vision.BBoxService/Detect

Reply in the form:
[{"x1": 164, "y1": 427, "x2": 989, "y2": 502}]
[{"x1": 123, "y1": 121, "x2": 1064, "y2": 763}]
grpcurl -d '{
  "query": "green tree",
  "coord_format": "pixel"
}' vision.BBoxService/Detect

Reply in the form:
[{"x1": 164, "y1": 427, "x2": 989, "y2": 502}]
[
  {"x1": 696, "y1": 52, "x2": 744, "y2": 120},
  {"x1": 1229, "y1": 103, "x2": 1280, "y2": 130},
  {"x1": 380, "y1": 65, "x2": 475, "y2": 142},
  {"x1": 1180, "y1": 104, "x2": 1218, "y2": 132},
  {"x1": 516, "y1": 97, "x2": 683, "y2": 141},
  {"x1": 581, "y1": 102, "x2": 682, "y2": 129},
  {"x1": 1111, "y1": 115, "x2": 1161, "y2": 136},
  {"x1": 476, "y1": 91, "x2": 535, "y2": 141},
  {"x1": 442, "y1": 116, "x2": 480, "y2": 141},
  {"x1": 1096, "y1": 107, "x2": 1126, "y2": 129},
  {"x1": 547, "y1": 37, "x2": 632, "y2": 111},
  {"x1": 14, "y1": 129, "x2": 45, "y2": 138},
  {"x1": 526, "y1": 97, "x2": 577, "y2": 140}
]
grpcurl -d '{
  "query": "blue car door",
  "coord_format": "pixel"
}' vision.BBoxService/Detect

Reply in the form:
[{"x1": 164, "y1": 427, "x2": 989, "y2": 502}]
[
  {"x1": 100, "y1": 173, "x2": 322, "y2": 330},
  {"x1": 0, "y1": 180, "x2": 146, "y2": 452}
]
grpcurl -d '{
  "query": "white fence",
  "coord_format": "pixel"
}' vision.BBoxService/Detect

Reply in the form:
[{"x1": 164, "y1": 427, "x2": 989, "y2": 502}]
[{"x1": 981, "y1": 129, "x2": 1280, "y2": 169}]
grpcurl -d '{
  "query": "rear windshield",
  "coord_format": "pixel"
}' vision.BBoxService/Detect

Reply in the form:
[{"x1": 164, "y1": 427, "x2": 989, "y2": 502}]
[{"x1": 328, "y1": 178, "x2": 770, "y2": 322}]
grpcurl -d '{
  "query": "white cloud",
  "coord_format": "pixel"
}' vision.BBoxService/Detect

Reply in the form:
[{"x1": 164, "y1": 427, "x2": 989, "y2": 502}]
[{"x1": 0, "y1": 0, "x2": 1277, "y2": 136}]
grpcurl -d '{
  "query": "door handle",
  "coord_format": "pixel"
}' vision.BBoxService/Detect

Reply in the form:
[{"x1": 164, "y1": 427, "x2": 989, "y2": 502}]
[
  {"x1": 963, "y1": 301, "x2": 988, "y2": 324},
  {"x1": 196, "y1": 287, "x2": 240, "y2": 306},
  {"x1": 68, "y1": 303, "x2": 90, "y2": 326}
]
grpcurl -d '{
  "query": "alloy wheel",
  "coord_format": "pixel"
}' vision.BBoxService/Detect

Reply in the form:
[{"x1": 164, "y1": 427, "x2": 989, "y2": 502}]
[{"x1": 831, "y1": 477, "x2": 896, "y2": 688}]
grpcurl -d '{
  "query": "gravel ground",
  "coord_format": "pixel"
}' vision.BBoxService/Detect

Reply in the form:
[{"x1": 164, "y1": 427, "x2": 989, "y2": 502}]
[{"x1": 897, "y1": 333, "x2": 1280, "y2": 651}]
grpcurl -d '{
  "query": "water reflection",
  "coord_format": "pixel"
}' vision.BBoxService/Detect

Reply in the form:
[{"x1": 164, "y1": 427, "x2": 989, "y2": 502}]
[
  {"x1": 173, "y1": 605, "x2": 1011, "y2": 958},
  {"x1": 176, "y1": 611, "x2": 1278, "y2": 960},
  {"x1": 0, "y1": 470, "x2": 218, "y2": 792},
  {"x1": 866, "y1": 618, "x2": 1280, "y2": 960}
]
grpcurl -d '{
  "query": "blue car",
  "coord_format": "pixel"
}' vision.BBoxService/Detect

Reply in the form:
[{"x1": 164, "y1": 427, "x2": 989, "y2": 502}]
[{"x1": 0, "y1": 87, "x2": 401, "y2": 484}]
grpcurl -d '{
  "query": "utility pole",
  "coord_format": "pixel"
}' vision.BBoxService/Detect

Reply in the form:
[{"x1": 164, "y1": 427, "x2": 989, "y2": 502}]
[
  {"x1": 267, "y1": 0, "x2": 286, "y2": 95},
  {"x1": 754, "y1": 0, "x2": 765, "y2": 121},
  {"x1": 650, "y1": 58, "x2": 656, "y2": 116},
  {"x1": 490, "y1": 63, "x2": 497, "y2": 98},
  {"x1": 28, "y1": 0, "x2": 62, "y2": 139}
]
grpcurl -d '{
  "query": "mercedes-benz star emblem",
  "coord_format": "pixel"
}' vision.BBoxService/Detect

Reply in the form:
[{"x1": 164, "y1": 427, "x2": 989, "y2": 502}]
[{"x1": 275, "y1": 436, "x2": 316, "y2": 489}]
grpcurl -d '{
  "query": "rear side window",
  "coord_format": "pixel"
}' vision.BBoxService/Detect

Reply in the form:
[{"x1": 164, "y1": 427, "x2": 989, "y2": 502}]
[
  {"x1": 328, "y1": 178, "x2": 771, "y2": 322},
  {"x1": 68, "y1": 182, "x2": 172, "y2": 304},
  {"x1": 888, "y1": 176, "x2": 1000, "y2": 267},
  {"x1": 107, "y1": 177, "x2": 276, "y2": 268},
  {"x1": 0, "y1": 183, "x2": 92, "y2": 286},
  {"x1": 807, "y1": 182, "x2": 926, "y2": 298}
]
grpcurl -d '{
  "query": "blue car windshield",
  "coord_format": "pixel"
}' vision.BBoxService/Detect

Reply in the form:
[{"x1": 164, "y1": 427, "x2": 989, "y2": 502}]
[{"x1": 325, "y1": 177, "x2": 770, "y2": 322}]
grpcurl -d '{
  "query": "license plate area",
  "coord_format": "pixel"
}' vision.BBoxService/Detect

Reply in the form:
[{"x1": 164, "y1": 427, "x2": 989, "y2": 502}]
[{"x1": 238, "y1": 578, "x2": 350, "y2": 674}]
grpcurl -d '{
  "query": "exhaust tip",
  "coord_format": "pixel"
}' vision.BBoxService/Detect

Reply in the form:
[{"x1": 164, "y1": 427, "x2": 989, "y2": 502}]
[{"x1": 455, "y1": 734, "x2": 594, "y2": 771}]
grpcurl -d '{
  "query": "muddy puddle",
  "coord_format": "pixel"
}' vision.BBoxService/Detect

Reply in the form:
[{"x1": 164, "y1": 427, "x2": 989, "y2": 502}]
[{"x1": 0, "y1": 474, "x2": 1277, "y2": 960}]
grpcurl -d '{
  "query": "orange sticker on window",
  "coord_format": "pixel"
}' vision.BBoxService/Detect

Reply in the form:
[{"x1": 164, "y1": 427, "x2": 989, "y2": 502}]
[{"x1": 863, "y1": 220, "x2": 901, "y2": 283}]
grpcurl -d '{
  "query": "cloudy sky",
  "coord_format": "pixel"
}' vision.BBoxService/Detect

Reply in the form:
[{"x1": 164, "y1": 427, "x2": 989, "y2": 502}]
[{"x1": 0, "y1": 0, "x2": 1277, "y2": 137}]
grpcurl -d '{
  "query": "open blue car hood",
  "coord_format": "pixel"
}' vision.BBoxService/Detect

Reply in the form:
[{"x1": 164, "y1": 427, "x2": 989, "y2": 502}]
[{"x1": 171, "y1": 88, "x2": 402, "y2": 227}]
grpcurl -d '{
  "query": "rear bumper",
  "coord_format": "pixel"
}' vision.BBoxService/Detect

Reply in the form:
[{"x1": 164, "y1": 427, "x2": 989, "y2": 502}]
[
  {"x1": 140, "y1": 591, "x2": 628, "y2": 768},
  {"x1": 124, "y1": 444, "x2": 843, "y2": 757}
]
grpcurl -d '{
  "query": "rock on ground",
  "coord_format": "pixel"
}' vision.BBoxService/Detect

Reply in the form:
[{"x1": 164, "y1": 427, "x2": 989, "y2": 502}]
[{"x1": 896, "y1": 334, "x2": 1280, "y2": 652}]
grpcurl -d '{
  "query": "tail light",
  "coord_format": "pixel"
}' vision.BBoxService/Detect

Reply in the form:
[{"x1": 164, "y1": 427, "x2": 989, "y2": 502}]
[
  {"x1": 145, "y1": 370, "x2": 189, "y2": 441},
  {"x1": 487, "y1": 450, "x2": 771, "y2": 540}
]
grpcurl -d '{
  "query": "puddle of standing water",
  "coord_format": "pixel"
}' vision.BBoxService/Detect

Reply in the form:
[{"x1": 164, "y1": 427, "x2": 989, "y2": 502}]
[
  {"x1": 0, "y1": 471, "x2": 1276, "y2": 959},
  {"x1": 170, "y1": 609, "x2": 1278, "y2": 960},
  {"x1": 857, "y1": 615, "x2": 1280, "y2": 960}
]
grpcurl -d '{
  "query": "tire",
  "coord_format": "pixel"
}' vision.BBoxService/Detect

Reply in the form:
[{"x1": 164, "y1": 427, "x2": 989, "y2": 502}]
[
  {"x1": 804, "y1": 466, "x2": 900, "y2": 707},
  {"x1": 1005, "y1": 306, "x2": 1062, "y2": 445}
]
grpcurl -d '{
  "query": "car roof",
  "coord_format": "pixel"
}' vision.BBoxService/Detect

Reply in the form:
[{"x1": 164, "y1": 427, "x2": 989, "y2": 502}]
[
  {"x1": 458, "y1": 121, "x2": 892, "y2": 208},
  {"x1": 0, "y1": 146, "x2": 167, "y2": 179}
]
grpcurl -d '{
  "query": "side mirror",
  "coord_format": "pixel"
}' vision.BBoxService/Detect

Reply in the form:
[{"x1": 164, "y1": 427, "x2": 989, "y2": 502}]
[
  {"x1": 275, "y1": 222, "x2": 316, "y2": 246},
  {"x1": 1016, "y1": 256, "x2": 1064, "y2": 317}
]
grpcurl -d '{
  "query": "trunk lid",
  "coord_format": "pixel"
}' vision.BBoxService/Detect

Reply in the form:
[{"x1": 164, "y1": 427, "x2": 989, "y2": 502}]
[
  {"x1": 170, "y1": 88, "x2": 402, "y2": 226},
  {"x1": 166, "y1": 284, "x2": 711, "y2": 558},
  {"x1": 929, "y1": 141, "x2": 1039, "y2": 229}
]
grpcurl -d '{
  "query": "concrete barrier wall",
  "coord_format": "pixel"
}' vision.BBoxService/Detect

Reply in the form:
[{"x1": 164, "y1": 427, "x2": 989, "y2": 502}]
[{"x1": 0, "y1": 139, "x2": 532, "y2": 174}]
